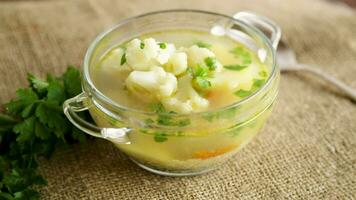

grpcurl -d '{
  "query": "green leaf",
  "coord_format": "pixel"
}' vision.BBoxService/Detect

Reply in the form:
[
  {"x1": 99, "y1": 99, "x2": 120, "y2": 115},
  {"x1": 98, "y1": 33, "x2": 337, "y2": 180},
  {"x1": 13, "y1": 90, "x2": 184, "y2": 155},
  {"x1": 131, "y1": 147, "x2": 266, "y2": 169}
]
[
  {"x1": 16, "y1": 88, "x2": 38, "y2": 102},
  {"x1": 229, "y1": 126, "x2": 243, "y2": 137},
  {"x1": 154, "y1": 132, "x2": 168, "y2": 143},
  {"x1": 0, "y1": 192, "x2": 14, "y2": 200},
  {"x1": 223, "y1": 65, "x2": 248, "y2": 71},
  {"x1": 21, "y1": 104, "x2": 36, "y2": 118},
  {"x1": 230, "y1": 47, "x2": 244, "y2": 56},
  {"x1": 35, "y1": 102, "x2": 68, "y2": 135},
  {"x1": 6, "y1": 101, "x2": 27, "y2": 116},
  {"x1": 13, "y1": 116, "x2": 36, "y2": 143},
  {"x1": 252, "y1": 79, "x2": 265, "y2": 88},
  {"x1": 204, "y1": 57, "x2": 217, "y2": 71},
  {"x1": 232, "y1": 79, "x2": 265, "y2": 99},
  {"x1": 14, "y1": 192, "x2": 23, "y2": 199},
  {"x1": 62, "y1": 66, "x2": 82, "y2": 98},
  {"x1": 229, "y1": 47, "x2": 252, "y2": 65},
  {"x1": 47, "y1": 80, "x2": 66, "y2": 104},
  {"x1": 158, "y1": 42, "x2": 166, "y2": 49},
  {"x1": 0, "y1": 113, "x2": 17, "y2": 125},
  {"x1": 34, "y1": 121, "x2": 50, "y2": 140},
  {"x1": 27, "y1": 74, "x2": 48, "y2": 93},
  {"x1": 148, "y1": 103, "x2": 166, "y2": 113},
  {"x1": 139, "y1": 129, "x2": 148, "y2": 134},
  {"x1": 177, "y1": 118, "x2": 191, "y2": 127},
  {"x1": 46, "y1": 73, "x2": 55, "y2": 83},
  {"x1": 234, "y1": 89, "x2": 252, "y2": 98},
  {"x1": 259, "y1": 70, "x2": 268, "y2": 78},
  {"x1": 217, "y1": 108, "x2": 236, "y2": 119},
  {"x1": 202, "y1": 108, "x2": 237, "y2": 122},
  {"x1": 194, "y1": 77, "x2": 211, "y2": 89},
  {"x1": 6, "y1": 88, "x2": 38, "y2": 114},
  {"x1": 202, "y1": 113, "x2": 215, "y2": 122},
  {"x1": 120, "y1": 53, "x2": 126, "y2": 65},
  {"x1": 156, "y1": 115, "x2": 191, "y2": 127},
  {"x1": 146, "y1": 103, "x2": 191, "y2": 127},
  {"x1": 140, "y1": 42, "x2": 145, "y2": 49},
  {"x1": 194, "y1": 64, "x2": 209, "y2": 78},
  {"x1": 157, "y1": 115, "x2": 173, "y2": 126},
  {"x1": 196, "y1": 41, "x2": 211, "y2": 49},
  {"x1": 14, "y1": 189, "x2": 40, "y2": 200},
  {"x1": 190, "y1": 64, "x2": 212, "y2": 89}
]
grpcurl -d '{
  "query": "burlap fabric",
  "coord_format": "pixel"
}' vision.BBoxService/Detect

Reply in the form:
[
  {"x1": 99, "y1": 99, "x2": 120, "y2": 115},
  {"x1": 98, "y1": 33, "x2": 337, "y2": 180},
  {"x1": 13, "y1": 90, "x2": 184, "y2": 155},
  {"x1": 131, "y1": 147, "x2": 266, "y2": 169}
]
[{"x1": 0, "y1": 0, "x2": 355, "y2": 199}]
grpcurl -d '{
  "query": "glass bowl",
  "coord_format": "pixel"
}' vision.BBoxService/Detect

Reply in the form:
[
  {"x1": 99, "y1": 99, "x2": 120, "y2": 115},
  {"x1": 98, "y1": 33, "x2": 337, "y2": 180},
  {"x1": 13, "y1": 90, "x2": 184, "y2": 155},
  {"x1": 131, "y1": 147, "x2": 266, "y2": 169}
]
[{"x1": 63, "y1": 10, "x2": 281, "y2": 176}]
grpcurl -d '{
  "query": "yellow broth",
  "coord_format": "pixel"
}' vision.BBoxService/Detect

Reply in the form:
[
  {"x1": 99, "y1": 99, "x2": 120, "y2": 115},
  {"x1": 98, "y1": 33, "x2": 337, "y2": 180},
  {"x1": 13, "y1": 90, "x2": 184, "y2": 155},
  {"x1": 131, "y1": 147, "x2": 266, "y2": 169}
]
[{"x1": 89, "y1": 29, "x2": 277, "y2": 172}]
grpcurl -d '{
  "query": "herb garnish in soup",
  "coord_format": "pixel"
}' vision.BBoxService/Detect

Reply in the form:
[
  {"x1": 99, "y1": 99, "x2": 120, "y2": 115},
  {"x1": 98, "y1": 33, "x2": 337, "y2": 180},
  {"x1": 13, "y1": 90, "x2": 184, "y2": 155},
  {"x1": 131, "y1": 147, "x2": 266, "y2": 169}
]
[
  {"x1": 92, "y1": 30, "x2": 268, "y2": 114},
  {"x1": 90, "y1": 29, "x2": 272, "y2": 171}
]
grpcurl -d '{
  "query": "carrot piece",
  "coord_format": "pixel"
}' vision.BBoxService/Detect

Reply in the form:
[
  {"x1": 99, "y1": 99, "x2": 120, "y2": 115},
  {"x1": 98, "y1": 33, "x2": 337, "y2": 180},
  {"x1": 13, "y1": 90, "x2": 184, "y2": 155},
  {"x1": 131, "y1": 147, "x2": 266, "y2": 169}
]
[{"x1": 193, "y1": 145, "x2": 236, "y2": 159}]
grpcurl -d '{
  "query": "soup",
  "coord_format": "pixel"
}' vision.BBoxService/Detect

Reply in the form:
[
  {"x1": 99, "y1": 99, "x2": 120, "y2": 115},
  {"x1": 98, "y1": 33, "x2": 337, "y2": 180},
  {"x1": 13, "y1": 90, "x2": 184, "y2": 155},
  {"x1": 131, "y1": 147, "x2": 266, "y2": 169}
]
[{"x1": 89, "y1": 29, "x2": 275, "y2": 173}]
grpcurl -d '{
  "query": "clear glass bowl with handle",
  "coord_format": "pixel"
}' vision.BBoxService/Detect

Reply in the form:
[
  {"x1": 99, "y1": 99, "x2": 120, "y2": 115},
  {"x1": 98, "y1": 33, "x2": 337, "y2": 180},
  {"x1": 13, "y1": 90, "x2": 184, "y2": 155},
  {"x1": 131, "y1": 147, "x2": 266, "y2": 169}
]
[{"x1": 63, "y1": 10, "x2": 281, "y2": 176}]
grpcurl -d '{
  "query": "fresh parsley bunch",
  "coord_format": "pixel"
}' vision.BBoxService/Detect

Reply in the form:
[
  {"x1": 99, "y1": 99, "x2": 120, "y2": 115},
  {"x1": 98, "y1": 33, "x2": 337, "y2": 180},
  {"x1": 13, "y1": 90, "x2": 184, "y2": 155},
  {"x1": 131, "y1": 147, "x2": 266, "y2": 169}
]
[{"x1": 0, "y1": 66, "x2": 88, "y2": 199}]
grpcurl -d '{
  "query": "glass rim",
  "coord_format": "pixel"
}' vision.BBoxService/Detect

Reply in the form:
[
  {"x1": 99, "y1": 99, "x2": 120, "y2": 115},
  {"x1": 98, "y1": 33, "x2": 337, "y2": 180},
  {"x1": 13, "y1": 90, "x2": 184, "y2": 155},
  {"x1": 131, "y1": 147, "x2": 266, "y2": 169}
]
[{"x1": 83, "y1": 9, "x2": 278, "y2": 117}]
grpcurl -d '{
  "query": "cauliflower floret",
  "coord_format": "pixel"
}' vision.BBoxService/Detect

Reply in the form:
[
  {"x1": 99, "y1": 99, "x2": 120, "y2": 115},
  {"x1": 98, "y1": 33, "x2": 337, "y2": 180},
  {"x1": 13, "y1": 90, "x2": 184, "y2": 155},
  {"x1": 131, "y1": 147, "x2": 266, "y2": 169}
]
[
  {"x1": 100, "y1": 48, "x2": 131, "y2": 72},
  {"x1": 125, "y1": 38, "x2": 160, "y2": 71},
  {"x1": 184, "y1": 45, "x2": 215, "y2": 67},
  {"x1": 157, "y1": 43, "x2": 176, "y2": 65},
  {"x1": 125, "y1": 67, "x2": 177, "y2": 101},
  {"x1": 163, "y1": 52, "x2": 188, "y2": 75},
  {"x1": 161, "y1": 75, "x2": 209, "y2": 114},
  {"x1": 184, "y1": 45, "x2": 222, "y2": 72}
]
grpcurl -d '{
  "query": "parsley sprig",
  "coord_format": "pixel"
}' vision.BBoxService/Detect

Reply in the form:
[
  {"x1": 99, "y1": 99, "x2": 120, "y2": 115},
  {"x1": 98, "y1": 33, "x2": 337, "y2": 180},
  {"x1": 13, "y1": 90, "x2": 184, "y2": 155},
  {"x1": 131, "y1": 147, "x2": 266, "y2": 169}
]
[
  {"x1": 147, "y1": 103, "x2": 191, "y2": 127},
  {"x1": 224, "y1": 46, "x2": 252, "y2": 72},
  {"x1": 120, "y1": 53, "x2": 126, "y2": 65},
  {"x1": 140, "y1": 42, "x2": 145, "y2": 49},
  {"x1": 188, "y1": 64, "x2": 212, "y2": 90},
  {"x1": 158, "y1": 42, "x2": 166, "y2": 49},
  {"x1": 195, "y1": 41, "x2": 211, "y2": 49},
  {"x1": 223, "y1": 65, "x2": 247, "y2": 71},
  {"x1": 229, "y1": 47, "x2": 252, "y2": 65},
  {"x1": 204, "y1": 57, "x2": 218, "y2": 71},
  {"x1": 234, "y1": 78, "x2": 266, "y2": 98},
  {"x1": 153, "y1": 132, "x2": 168, "y2": 143},
  {"x1": 0, "y1": 66, "x2": 88, "y2": 199},
  {"x1": 144, "y1": 103, "x2": 191, "y2": 143}
]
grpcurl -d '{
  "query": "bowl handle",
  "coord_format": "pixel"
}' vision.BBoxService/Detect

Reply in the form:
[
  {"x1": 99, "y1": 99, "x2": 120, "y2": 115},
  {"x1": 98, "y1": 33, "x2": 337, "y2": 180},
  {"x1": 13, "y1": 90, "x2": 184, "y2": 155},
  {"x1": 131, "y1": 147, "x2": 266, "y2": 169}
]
[
  {"x1": 233, "y1": 12, "x2": 281, "y2": 49},
  {"x1": 63, "y1": 92, "x2": 131, "y2": 144}
]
